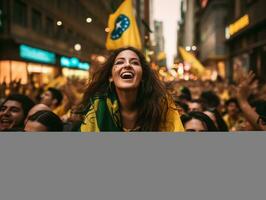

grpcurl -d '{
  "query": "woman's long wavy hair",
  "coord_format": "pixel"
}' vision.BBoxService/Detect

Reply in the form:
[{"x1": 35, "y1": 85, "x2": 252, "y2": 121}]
[
  {"x1": 81, "y1": 46, "x2": 170, "y2": 131},
  {"x1": 181, "y1": 111, "x2": 218, "y2": 132}
]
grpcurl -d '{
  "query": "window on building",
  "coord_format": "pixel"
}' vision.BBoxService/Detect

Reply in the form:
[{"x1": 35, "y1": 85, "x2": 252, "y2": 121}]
[
  {"x1": 70, "y1": 0, "x2": 77, "y2": 17},
  {"x1": 32, "y1": 9, "x2": 42, "y2": 32},
  {"x1": 45, "y1": 17, "x2": 54, "y2": 37},
  {"x1": 65, "y1": 0, "x2": 71, "y2": 14},
  {"x1": 67, "y1": 28, "x2": 73, "y2": 43},
  {"x1": 56, "y1": 25, "x2": 65, "y2": 41},
  {"x1": 0, "y1": 0, "x2": 4, "y2": 32},
  {"x1": 56, "y1": 0, "x2": 63, "y2": 9},
  {"x1": 246, "y1": 0, "x2": 257, "y2": 6},
  {"x1": 13, "y1": 0, "x2": 27, "y2": 27},
  {"x1": 57, "y1": 0, "x2": 67, "y2": 12},
  {"x1": 47, "y1": 0, "x2": 55, "y2": 8}
]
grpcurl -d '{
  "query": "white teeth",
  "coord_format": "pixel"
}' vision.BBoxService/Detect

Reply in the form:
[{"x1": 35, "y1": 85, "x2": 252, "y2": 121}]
[
  {"x1": 121, "y1": 72, "x2": 134, "y2": 79},
  {"x1": 1, "y1": 119, "x2": 10, "y2": 123}
]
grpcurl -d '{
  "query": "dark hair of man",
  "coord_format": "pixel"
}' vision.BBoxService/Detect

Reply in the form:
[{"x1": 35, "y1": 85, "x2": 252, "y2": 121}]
[
  {"x1": 1, "y1": 94, "x2": 35, "y2": 117},
  {"x1": 200, "y1": 91, "x2": 220, "y2": 109},
  {"x1": 27, "y1": 110, "x2": 63, "y2": 131},
  {"x1": 48, "y1": 87, "x2": 63, "y2": 106},
  {"x1": 174, "y1": 100, "x2": 189, "y2": 113},
  {"x1": 204, "y1": 108, "x2": 228, "y2": 131},
  {"x1": 250, "y1": 100, "x2": 266, "y2": 117},
  {"x1": 180, "y1": 86, "x2": 192, "y2": 101},
  {"x1": 225, "y1": 98, "x2": 239, "y2": 107},
  {"x1": 181, "y1": 111, "x2": 218, "y2": 132},
  {"x1": 190, "y1": 98, "x2": 203, "y2": 104},
  {"x1": 81, "y1": 46, "x2": 170, "y2": 131}
]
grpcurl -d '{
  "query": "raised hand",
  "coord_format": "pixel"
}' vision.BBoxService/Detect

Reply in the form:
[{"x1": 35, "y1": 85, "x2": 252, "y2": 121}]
[
  {"x1": 236, "y1": 71, "x2": 257, "y2": 102},
  {"x1": 235, "y1": 71, "x2": 266, "y2": 131}
]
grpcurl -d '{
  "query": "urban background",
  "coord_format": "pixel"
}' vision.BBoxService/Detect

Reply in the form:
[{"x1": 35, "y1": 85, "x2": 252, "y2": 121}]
[
  {"x1": 1, "y1": 0, "x2": 266, "y2": 85},
  {"x1": 0, "y1": 0, "x2": 266, "y2": 131}
]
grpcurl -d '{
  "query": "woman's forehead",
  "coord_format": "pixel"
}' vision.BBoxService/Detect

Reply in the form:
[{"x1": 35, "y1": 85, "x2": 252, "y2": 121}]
[{"x1": 115, "y1": 50, "x2": 139, "y2": 60}]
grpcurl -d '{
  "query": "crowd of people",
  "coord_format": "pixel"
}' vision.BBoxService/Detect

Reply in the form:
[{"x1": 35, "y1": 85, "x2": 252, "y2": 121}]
[{"x1": 0, "y1": 47, "x2": 265, "y2": 132}]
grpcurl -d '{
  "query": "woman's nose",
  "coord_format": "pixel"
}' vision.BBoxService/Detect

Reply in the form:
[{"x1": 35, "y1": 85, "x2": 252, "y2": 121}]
[{"x1": 124, "y1": 61, "x2": 132, "y2": 68}]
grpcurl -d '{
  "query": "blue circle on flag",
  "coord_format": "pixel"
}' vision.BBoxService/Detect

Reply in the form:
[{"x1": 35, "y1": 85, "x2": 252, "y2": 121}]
[{"x1": 111, "y1": 14, "x2": 130, "y2": 40}]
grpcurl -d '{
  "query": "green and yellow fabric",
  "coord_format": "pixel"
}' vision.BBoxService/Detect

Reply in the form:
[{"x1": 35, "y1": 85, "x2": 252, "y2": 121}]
[
  {"x1": 81, "y1": 91, "x2": 122, "y2": 132},
  {"x1": 80, "y1": 91, "x2": 184, "y2": 132}
]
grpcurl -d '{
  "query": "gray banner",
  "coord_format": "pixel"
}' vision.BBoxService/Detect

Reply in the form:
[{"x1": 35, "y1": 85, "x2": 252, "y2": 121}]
[{"x1": 0, "y1": 132, "x2": 266, "y2": 200}]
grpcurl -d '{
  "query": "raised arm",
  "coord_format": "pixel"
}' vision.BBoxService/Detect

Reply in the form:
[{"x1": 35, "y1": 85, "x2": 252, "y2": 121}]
[{"x1": 235, "y1": 71, "x2": 266, "y2": 131}]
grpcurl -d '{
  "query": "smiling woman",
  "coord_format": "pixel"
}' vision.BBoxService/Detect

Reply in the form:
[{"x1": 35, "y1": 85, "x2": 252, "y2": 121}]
[{"x1": 79, "y1": 47, "x2": 184, "y2": 132}]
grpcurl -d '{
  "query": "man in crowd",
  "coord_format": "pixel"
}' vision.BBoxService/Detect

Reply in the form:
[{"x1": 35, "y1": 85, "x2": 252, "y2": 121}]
[
  {"x1": 24, "y1": 103, "x2": 51, "y2": 124},
  {"x1": 223, "y1": 98, "x2": 245, "y2": 131},
  {"x1": 40, "y1": 87, "x2": 63, "y2": 116},
  {"x1": 0, "y1": 94, "x2": 35, "y2": 131},
  {"x1": 188, "y1": 99, "x2": 203, "y2": 112}
]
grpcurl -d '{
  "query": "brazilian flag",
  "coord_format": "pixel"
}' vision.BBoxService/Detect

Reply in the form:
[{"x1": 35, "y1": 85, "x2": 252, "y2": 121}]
[{"x1": 106, "y1": 0, "x2": 142, "y2": 50}]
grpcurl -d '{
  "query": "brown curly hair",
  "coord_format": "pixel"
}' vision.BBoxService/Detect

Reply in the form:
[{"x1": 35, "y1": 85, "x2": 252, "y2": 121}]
[{"x1": 81, "y1": 47, "x2": 171, "y2": 131}]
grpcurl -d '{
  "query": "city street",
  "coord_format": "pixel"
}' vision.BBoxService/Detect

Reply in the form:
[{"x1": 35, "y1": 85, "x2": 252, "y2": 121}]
[{"x1": 0, "y1": 0, "x2": 266, "y2": 132}]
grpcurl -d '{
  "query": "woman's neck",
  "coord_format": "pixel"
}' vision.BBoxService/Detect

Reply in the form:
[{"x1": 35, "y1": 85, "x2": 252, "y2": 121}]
[
  {"x1": 115, "y1": 88, "x2": 139, "y2": 129},
  {"x1": 116, "y1": 89, "x2": 138, "y2": 112}
]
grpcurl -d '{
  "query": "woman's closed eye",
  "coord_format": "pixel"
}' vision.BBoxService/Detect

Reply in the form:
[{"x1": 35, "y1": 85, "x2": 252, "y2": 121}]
[
  {"x1": 114, "y1": 60, "x2": 124, "y2": 65},
  {"x1": 131, "y1": 61, "x2": 140, "y2": 65}
]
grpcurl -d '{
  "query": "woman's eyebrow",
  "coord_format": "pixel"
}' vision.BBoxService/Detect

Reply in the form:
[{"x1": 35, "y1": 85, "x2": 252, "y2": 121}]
[
  {"x1": 130, "y1": 57, "x2": 140, "y2": 61},
  {"x1": 115, "y1": 57, "x2": 139, "y2": 61},
  {"x1": 114, "y1": 57, "x2": 125, "y2": 61}
]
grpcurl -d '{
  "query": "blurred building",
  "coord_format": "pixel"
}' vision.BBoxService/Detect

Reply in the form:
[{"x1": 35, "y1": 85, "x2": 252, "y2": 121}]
[
  {"x1": 197, "y1": 0, "x2": 229, "y2": 79},
  {"x1": 177, "y1": 0, "x2": 200, "y2": 68},
  {"x1": 177, "y1": 0, "x2": 188, "y2": 49},
  {"x1": 177, "y1": 0, "x2": 198, "y2": 51},
  {"x1": 134, "y1": 0, "x2": 153, "y2": 50},
  {"x1": 0, "y1": 0, "x2": 112, "y2": 85},
  {"x1": 177, "y1": 1, "x2": 184, "y2": 49},
  {"x1": 134, "y1": 0, "x2": 145, "y2": 48},
  {"x1": 153, "y1": 20, "x2": 166, "y2": 66},
  {"x1": 226, "y1": 0, "x2": 266, "y2": 83},
  {"x1": 178, "y1": 0, "x2": 266, "y2": 83},
  {"x1": 177, "y1": 0, "x2": 229, "y2": 80},
  {"x1": 184, "y1": 0, "x2": 195, "y2": 48},
  {"x1": 154, "y1": 20, "x2": 164, "y2": 55}
]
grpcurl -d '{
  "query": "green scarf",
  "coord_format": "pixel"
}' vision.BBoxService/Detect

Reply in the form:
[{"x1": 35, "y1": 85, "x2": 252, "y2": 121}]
[
  {"x1": 80, "y1": 87, "x2": 185, "y2": 132},
  {"x1": 81, "y1": 90, "x2": 123, "y2": 132}
]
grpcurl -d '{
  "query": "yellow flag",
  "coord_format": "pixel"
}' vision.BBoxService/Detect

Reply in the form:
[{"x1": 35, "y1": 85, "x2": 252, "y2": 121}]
[
  {"x1": 178, "y1": 47, "x2": 205, "y2": 76},
  {"x1": 106, "y1": 0, "x2": 142, "y2": 50},
  {"x1": 45, "y1": 76, "x2": 67, "y2": 90}
]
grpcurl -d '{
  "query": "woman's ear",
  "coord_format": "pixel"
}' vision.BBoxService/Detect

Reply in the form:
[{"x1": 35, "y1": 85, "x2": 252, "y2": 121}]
[{"x1": 109, "y1": 77, "x2": 113, "y2": 82}]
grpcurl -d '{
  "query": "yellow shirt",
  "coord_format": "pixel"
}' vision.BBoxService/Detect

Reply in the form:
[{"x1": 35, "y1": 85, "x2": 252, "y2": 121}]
[
  {"x1": 80, "y1": 100, "x2": 184, "y2": 132},
  {"x1": 160, "y1": 104, "x2": 185, "y2": 132}
]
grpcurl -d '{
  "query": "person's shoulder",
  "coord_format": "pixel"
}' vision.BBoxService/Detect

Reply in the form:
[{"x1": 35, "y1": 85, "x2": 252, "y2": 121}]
[
  {"x1": 161, "y1": 102, "x2": 185, "y2": 132},
  {"x1": 223, "y1": 114, "x2": 229, "y2": 120}
]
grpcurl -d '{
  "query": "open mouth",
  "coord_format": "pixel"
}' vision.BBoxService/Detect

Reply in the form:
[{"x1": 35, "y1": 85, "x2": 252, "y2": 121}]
[
  {"x1": 0, "y1": 118, "x2": 12, "y2": 127},
  {"x1": 120, "y1": 71, "x2": 134, "y2": 79}
]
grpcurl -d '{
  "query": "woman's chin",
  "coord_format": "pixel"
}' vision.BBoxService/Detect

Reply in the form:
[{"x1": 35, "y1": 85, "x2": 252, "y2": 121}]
[{"x1": 115, "y1": 83, "x2": 141, "y2": 91}]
